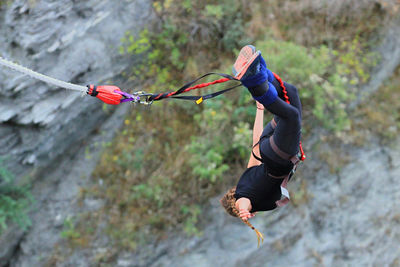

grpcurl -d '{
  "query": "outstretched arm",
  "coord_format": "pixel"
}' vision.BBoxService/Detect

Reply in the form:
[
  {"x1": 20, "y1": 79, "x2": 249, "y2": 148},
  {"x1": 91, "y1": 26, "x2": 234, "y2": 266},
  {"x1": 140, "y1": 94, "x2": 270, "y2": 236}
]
[
  {"x1": 247, "y1": 101, "x2": 265, "y2": 168},
  {"x1": 235, "y1": 197, "x2": 255, "y2": 220}
]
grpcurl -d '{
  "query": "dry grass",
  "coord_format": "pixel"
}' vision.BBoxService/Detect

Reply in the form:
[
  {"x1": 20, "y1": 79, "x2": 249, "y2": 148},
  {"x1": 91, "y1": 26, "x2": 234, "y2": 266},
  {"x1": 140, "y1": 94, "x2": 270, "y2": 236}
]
[
  {"x1": 291, "y1": 179, "x2": 313, "y2": 207},
  {"x1": 351, "y1": 67, "x2": 400, "y2": 144},
  {"x1": 259, "y1": 0, "x2": 397, "y2": 47}
]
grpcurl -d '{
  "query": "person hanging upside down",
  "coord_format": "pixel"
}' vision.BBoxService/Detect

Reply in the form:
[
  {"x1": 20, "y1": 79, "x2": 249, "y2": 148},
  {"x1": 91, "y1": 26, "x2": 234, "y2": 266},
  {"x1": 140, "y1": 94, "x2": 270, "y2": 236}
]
[{"x1": 220, "y1": 45, "x2": 303, "y2": 244}]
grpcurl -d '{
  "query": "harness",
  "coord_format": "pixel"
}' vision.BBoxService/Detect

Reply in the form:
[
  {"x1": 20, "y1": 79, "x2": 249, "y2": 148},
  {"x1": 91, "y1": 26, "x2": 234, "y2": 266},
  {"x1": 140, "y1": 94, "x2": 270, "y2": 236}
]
[{"x1": 251, "y1": 73, "x2": 306, "y2": 207}]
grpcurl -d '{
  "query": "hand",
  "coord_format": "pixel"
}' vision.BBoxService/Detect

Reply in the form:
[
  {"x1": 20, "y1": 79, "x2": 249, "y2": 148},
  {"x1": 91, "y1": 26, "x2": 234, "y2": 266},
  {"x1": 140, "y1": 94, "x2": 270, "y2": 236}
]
[
  {"x1": 256, "y1": 101, "x2": 264, "y2": 110},
  {"x1": 239, "y1": 208, "x2": 255, "y2": 221}
]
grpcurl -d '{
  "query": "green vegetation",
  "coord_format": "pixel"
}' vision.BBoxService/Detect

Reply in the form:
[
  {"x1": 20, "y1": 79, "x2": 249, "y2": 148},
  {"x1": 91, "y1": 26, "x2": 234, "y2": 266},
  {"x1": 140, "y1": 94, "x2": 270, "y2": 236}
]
[
  {"x1": 59, "y1": 212, "x2": 96, "y2": 249},
  {"x1": 0, "y1": 0, "x2": 13, "y2": 8},
  {"x1": 353, "y1": 67, "x2": 400, "y2": 143},
  {"x1": 60, "y1": 216, "x2": 80, "y2": 240},
  {"x1": 73, "y1": 0, "x2": 391, "y2": 253},
  {"x1": 0, "y1": 159, "x2": 32, "y2": 234}
]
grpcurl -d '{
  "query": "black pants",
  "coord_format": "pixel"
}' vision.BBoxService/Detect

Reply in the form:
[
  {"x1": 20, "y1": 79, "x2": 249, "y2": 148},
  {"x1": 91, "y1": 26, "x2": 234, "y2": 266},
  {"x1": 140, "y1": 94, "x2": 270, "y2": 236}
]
[{"x1": 249, "y1": 79, "x2": 302, "y2": 176}]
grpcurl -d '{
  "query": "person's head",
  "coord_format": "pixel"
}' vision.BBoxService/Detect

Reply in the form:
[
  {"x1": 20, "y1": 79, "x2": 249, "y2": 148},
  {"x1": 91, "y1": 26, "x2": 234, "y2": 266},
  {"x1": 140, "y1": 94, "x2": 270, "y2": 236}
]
[
  {"x1": 220, "y1": 186, "x2": 238, "y2": 217},
  {"x1": 220, "y1": 187, "x2": 264, "y2": 247}
]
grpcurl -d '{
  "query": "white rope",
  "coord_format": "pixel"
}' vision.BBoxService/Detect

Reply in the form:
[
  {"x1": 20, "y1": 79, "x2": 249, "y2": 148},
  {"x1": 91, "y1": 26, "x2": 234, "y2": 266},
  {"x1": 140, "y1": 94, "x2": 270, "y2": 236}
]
[{"x1": 0, "y1": 56, "x2": 87, "y2": 92}]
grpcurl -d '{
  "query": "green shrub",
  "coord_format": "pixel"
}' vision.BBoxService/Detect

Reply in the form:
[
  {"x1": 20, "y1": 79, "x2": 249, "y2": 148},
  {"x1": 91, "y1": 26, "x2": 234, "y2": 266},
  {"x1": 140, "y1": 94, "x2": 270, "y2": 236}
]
[
  {"x1": 60, "y1": 216, "x2": 80, "y2": 240},
  {"x1": 0, "y1": 159, "x2": 32, "y2": 234},
  {"x1": 353, "y1": 67, "x2": 400, "y2": 143},
  {"x1": 186, "y1": 106, "x2": 231, "y2": 183},
  {"x1": 232, "y1": 121, "x2": 253, "y2": 159},
  {"x1": 0, "y1": 0, "x2": 12, "y2": 8},
  {"x1": 181, "y1": 204, "x2": 202, "y2": 235}
]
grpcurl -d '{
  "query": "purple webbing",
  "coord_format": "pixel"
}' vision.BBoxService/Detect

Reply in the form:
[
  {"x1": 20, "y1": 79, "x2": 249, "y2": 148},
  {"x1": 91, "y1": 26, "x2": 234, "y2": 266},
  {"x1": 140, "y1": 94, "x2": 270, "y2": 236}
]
[{"x1": 116, "y1": 90, "x2": 140, "y2": 103}]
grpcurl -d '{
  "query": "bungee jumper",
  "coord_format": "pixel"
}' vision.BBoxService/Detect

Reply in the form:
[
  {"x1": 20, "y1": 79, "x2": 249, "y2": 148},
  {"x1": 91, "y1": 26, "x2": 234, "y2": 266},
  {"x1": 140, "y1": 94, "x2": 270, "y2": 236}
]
[{"x1": 220, "y1": 45, "x2": 305, "y2": 247}]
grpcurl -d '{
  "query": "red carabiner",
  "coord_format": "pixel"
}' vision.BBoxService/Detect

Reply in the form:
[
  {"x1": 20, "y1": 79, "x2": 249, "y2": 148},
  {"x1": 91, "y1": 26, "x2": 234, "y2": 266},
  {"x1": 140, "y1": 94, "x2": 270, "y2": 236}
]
[{"x1": 87, "y1": 85, "x2": 123, "y2": 105}]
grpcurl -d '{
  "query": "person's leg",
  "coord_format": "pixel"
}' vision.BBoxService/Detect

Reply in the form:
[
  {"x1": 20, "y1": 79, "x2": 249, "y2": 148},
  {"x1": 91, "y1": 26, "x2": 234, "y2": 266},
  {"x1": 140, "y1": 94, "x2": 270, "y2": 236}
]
[
  {"x1": 253, "y1": 82, "x2": 301, "y2": 176},
  {"x1": 243, "y1": 69, "x2": 301, "y2": 171},
  {"x1": 233, "y1": 46, "x2": 301, "y2": 173},
  {"x1": 261, "y1": 82, "x2": 302, "y2": 140},
  {"x1": 284, "y1": 83, "x2": 302, "y2": 118},
  {"x1": 270, "y1": 78, "x2": 302, "y2": 117},
  {"x1": 265, "y1": 100, "x2": 301, "y2": 162},
  {"x1": 250, "y1": 81, "x2": 301, "y2": 155},
  {"x1": 260, "y1": 118, "x2": 277, "y2": 139}
]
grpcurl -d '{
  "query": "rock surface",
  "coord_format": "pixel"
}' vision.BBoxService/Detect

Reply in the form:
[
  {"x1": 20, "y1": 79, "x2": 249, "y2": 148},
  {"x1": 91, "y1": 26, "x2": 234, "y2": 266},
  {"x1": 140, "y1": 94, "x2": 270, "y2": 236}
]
[
  {"x1": 0, "y1": 0, "x2": 152, "y2": 176},
  {"x1": 9, "y1": 104, "x2": 129, "y2": 267},
  {"x1": 0, "y1": 0, "x2": 153, "y2": 265}
]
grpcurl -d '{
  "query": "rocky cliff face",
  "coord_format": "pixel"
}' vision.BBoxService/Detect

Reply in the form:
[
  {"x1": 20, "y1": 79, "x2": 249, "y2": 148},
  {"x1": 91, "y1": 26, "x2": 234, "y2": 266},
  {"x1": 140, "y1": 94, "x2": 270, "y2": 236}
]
[
  {"x1": 0, "y1": 0, "x2": 153, "y2": 265},
  {"x1": 0, "y1": 0, "x2": 152, "y2": 176},
  {"x1": 1, "y1": 1, "x2": 399, "y2": 266}
]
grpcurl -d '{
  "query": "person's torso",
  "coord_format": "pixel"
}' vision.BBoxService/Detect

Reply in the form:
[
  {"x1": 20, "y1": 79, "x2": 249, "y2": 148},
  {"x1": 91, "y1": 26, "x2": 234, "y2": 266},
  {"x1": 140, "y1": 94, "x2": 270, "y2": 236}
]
[{"x1": 234, "y1": 164, "x2": 283, "y2": 212}]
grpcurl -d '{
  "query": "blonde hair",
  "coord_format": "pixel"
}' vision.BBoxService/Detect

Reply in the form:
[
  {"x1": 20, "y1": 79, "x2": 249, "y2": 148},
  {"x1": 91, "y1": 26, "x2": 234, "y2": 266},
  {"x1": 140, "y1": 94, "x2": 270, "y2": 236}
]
[{"x1": 220, "y1": 187, "x2": 264, "y2": 247}]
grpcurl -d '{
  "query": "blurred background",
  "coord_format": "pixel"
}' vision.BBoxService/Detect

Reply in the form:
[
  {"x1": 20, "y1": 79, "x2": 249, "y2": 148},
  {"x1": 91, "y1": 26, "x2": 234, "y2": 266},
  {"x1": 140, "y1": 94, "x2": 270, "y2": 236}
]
[{"x1": 0, "y1": 0, "x2": 399, "y2": 266}]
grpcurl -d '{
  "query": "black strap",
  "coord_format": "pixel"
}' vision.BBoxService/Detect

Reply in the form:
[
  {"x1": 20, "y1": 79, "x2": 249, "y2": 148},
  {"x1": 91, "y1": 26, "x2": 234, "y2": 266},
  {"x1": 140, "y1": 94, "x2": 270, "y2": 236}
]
[
  {"x1": 170, "y1": 84, "x2": 242, "y2": 101},
  {"x1": 252, "y1": 141, "x2": 264, "y2": 163},
  {"x1": 148, "y1": 72, "x2": 240, "y2": 102}
]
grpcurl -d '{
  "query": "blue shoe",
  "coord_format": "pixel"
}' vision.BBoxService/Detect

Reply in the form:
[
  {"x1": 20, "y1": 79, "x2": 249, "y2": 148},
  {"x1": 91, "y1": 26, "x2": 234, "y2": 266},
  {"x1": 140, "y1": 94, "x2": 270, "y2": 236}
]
[
  {"x1": 232, "y1": 45, "x2": 269, "y2": 88},
  {"x1": 232, "y1": 45, "x2": 261, "y2": 80}
]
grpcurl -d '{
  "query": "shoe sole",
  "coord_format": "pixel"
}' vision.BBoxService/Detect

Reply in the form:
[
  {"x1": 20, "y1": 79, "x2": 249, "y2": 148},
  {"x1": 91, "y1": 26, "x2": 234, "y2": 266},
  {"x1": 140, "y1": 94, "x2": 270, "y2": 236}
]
[{"x1": 233, "y1": 47, "x2": 261, "y2": 80}]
